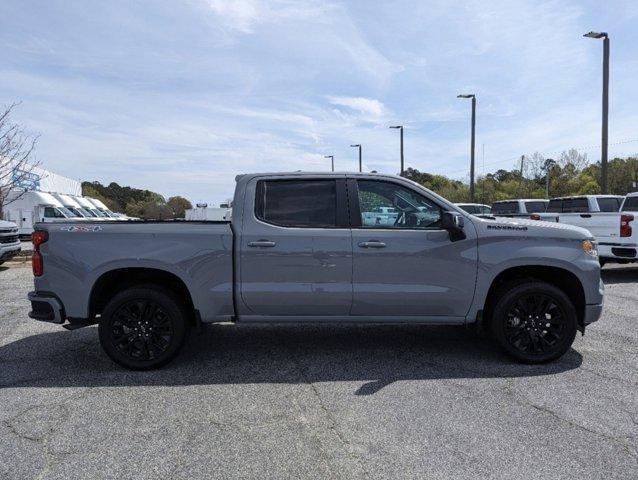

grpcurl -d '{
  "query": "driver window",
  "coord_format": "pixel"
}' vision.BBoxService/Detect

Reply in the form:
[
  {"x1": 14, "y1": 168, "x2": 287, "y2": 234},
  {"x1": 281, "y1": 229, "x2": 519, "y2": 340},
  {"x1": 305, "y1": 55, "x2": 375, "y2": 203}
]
[{"x1": 356, "y1": 180, "x2": 442, "y2": 229}]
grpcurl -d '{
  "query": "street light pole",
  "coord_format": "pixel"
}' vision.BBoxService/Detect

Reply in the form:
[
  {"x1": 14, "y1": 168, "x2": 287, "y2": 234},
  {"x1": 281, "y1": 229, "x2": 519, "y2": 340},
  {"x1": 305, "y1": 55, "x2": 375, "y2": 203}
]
[
  {"x1": 324, "y1": 155, "x2": 334, "y2": 172},
  {"x1": 350, "y1": 144, "x2": 362, "y2": 172},
  {"x1": 458, "y1": 94, "x2": 476, "y2": 202},
  {"x1": 584, "y1": 31, "x2": 610, "y2": 194},
  {"x1": 389, "y1": 126, "x2": 404, "y2": 175}
]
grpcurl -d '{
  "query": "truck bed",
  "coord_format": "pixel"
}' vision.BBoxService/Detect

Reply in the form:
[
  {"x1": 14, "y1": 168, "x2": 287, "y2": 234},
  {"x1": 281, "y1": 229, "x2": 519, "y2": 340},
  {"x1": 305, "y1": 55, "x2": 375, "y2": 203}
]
[{"x1": 33, "y1": 220, "x2": 235, "y2": 322}]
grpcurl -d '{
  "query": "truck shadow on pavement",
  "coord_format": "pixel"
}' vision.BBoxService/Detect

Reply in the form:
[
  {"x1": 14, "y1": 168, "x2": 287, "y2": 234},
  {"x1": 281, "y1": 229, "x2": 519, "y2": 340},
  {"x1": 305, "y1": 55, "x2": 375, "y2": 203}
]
[
  {"x1": 601, "y1": 265, "x2": 638, "y2": 285},
  {"x1": 0, "y1": 324, "x2": 582, "y2": 395}
]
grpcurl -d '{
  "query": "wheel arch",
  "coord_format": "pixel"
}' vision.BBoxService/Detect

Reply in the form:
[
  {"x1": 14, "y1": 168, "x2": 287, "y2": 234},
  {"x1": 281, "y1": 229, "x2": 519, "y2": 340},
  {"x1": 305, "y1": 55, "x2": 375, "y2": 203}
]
[
  {"x1": 482, "y1": 265, "x2": 586, "y2": 330},
  {"x1": 89, "y1": 267, "x2": 196, "y2": 324}
]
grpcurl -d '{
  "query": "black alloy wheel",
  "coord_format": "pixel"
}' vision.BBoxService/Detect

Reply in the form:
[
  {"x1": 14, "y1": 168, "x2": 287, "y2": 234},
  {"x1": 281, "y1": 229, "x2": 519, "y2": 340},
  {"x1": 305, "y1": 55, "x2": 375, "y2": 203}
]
[
  {"x1": 491, "y1": 281, "x2": 577, "y2": 364},
  {"x1": 99, "y1": 286, "x2": 188, "y2": 370}
]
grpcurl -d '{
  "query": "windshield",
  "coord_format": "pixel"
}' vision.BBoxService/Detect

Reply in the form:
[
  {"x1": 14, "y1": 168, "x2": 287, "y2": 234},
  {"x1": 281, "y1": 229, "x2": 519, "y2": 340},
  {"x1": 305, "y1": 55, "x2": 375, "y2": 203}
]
[
  {"x1": 622, "y1": 197, "x2": 638, "y2": 211},
  {"x1": 92, "y1": 209, "x2": 107, "y2": 217},
  {"x1": 57, "y1": 206, "x2": 75, "y2": 218},
  {"x1": 66, "y1": 207, "x2": 84, "y2": 218}
]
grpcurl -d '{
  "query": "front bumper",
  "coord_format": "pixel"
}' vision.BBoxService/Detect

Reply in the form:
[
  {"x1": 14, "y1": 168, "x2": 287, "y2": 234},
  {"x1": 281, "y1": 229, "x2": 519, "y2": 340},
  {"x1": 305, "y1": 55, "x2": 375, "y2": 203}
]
[
  {"x1": 584, "y1": 303, "x2": 603, "y2": 326},
  {"x1": 28, "y1": 291, "x2": 65, "y2": 324},
  {"x1": 0, "y1": 245, "x2": 21, "y2": 261}
]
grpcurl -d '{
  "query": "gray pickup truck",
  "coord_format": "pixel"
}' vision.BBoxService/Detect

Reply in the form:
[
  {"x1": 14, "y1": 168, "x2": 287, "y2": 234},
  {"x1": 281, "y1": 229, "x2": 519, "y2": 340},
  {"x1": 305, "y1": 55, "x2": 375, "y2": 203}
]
[{"x1": 28, "y1": 172, "x2": 604, "y2": 369}]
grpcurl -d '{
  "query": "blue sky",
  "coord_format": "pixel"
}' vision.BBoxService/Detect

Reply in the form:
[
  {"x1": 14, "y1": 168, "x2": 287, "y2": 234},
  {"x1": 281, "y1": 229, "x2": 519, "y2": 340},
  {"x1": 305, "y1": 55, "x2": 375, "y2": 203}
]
[{"x1": 1, "y1": 0, "x2": 637, "y2": 204}]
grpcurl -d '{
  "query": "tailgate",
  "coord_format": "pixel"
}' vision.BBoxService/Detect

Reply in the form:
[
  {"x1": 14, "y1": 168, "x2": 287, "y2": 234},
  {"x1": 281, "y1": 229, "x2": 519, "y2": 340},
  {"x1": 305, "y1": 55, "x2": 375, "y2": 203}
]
[{"x1": 558, "y1": 213, "x2": 619, "y2": 240}]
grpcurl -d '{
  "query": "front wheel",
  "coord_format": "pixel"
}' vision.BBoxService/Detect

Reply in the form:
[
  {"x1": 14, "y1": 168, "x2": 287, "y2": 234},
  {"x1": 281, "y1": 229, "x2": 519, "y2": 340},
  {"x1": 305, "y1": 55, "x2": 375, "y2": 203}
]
[
  {"x1": 99, "y1": 286, "x2": 188, "y2": 370},
  {"x1": 490, "y1": 281, "x2": 577, "y2": 364}
]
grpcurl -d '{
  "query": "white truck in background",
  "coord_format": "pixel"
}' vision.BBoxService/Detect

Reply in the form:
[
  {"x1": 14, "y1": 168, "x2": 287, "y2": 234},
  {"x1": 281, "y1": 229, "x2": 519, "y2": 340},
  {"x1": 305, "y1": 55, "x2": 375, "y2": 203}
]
[
  {"x1": 550, "y1": 194, "x2": 635, "y2": 265},
  {"x1": 2, "y1": 190, "x2": 74, "y2": 235},
  {"x1": 0, "y1": 220, "x2": 21, "y2": 264},
  {"x1": 491, "y1": 199, "x2": 558, "y2": 222}
]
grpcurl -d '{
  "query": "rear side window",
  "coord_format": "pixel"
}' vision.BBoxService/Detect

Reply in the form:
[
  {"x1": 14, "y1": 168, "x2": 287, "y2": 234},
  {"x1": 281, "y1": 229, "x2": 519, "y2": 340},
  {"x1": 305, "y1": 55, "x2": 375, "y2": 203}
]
[
  {"x1": 547, "y1": 199, "x2": 562, "y2": 213},
  {"x1": 525, "y1": 201, "x2": 547, "y2": 213},
  {"x1": 562, "y1": 198, "x2": 589, "y2": 213},
  {"x1": 255, "y1": 180, "x2": 337, "y2": 228},
  {"x1": 480, "y1": 205, "x2": 492, "y2": 214},
  {"x1": 597, "y1": 198, "x2": 621, "y2": 212},
  {"x1": 622, "y1": 197, "x2": 638, "y2": 211},
  {"x1": 492, "y1": 202, "x2": 520, "y2": 214}
]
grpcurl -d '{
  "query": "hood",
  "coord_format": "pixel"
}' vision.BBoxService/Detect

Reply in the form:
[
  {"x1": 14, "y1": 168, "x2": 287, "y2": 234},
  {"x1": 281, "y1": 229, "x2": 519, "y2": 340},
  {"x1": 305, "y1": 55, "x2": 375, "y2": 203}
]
[
  {"x1": 0, "y1": 220, "x2": 18, "y2": 230},
  {"x1": 473, "y1": 216, "x2": 592, "y2": 240}
]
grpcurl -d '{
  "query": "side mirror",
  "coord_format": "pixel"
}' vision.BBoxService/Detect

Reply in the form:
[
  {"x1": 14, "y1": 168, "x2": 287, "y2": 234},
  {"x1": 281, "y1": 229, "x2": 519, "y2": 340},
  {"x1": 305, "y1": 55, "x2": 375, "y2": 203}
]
[{"x1": 441, "y1": 211, "x2": 466, "y2": 242}]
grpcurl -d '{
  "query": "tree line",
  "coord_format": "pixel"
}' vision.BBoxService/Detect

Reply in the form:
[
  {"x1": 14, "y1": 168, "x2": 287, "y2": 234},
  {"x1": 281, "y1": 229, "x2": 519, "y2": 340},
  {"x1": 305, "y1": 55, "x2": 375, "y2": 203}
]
[
  {"x1": 403, "y1": 150, "x2": 638, "y2": 204},
  {"x1": 82, "y1": 181, "x2": 192, "y2": 219}
]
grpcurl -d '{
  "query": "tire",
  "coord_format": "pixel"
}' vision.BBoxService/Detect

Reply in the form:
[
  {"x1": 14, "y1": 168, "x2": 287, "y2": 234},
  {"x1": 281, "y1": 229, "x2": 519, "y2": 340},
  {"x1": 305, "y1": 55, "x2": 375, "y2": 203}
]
[
  {"x1": 490, "y1": 280, "x2": 577, "y2": 364},
  {"x1": 98, "y1": 286, "x2": 188, "y2": 370}
]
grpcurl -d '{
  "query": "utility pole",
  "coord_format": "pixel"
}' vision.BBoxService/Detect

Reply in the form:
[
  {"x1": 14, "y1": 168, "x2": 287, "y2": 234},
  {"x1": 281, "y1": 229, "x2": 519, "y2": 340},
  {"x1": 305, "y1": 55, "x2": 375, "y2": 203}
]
[
  {"x1": 544, "y1": 158, "x2": 555, "y2": 199},
  {"x1": 584, "y1": 31, "x2": 610, "y2": 194},
  {"x1": 457, "y1": 94, "x2": 476, "y2": 201},
  {"x1": 389, "y1": 126, "x2": 404, "y2": 175},
  {"x1": 350, "y1": 144, "x2": 362, "y2": 172},
  {"x1": 519, "y1": 155, "x2": 525, "y2": 197},
  {"x1": 324, "y1": 155, "x2": 334, "y2": 172}
]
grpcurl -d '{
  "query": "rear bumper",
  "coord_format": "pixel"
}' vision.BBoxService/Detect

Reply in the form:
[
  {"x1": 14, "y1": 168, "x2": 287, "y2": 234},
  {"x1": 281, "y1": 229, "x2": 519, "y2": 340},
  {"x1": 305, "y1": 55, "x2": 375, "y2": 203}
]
[
  {"x1": 599, "y1": 243, "x2": 637, "y2": 260},
  {"x1": 28, "y1": 291, "x2": 65, "y2": 324}
]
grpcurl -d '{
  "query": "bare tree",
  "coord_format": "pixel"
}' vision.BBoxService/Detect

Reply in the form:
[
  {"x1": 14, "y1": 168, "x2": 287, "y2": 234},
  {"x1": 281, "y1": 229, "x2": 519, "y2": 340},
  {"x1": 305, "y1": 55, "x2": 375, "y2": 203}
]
[{"x1": 0, "y1": 103, "x2": 39, "y2": 215}]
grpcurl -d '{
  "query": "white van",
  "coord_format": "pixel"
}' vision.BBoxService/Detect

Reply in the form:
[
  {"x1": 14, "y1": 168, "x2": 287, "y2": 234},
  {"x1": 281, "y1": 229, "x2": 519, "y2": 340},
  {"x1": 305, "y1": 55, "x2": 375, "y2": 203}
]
[
  {"x1": 51, "y1": 193, "x2": 92, "y2": 219},
  {"x1": 85, "y1": 197, "x2": 119, "y2": 218},
  {"x1": 74, "y1": 196, "x2": 107, "y2": 219},
  {"x1": 2, "y1": 190, "x2": 74, "y2": 235}
]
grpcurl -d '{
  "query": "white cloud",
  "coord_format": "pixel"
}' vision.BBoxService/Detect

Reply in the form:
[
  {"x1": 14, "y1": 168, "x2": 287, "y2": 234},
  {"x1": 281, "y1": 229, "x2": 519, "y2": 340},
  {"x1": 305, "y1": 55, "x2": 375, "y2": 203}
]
[
  {"x1": 327, "y1": 96, "x2": 385, "y2": 118},
  {"x1": 206, "y1": 0, "x2": 260, "y2": 33}
]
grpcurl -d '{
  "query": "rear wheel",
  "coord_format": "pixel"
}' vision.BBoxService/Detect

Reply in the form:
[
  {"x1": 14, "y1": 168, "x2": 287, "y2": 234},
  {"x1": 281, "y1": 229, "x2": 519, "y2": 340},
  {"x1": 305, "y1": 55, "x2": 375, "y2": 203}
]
[
  {"x1": 99, "y1": 286, "x2": 188, "y2": 370},
  {"x1": 490, "y1": 281, "x2": 577, "y2": 364}
]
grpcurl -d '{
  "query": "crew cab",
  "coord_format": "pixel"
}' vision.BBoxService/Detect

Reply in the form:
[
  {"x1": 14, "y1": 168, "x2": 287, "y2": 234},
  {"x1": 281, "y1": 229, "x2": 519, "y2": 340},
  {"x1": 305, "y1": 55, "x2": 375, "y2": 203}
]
[
  {"x1": 549, "y1": 195, "x2": 632, "y2": 265},
  {"x1": 491, "y1": 199, "x2": 557, "y2": 221},
  {"x1": 28, "y1": 172, "x2": 604, "y2": 369}
]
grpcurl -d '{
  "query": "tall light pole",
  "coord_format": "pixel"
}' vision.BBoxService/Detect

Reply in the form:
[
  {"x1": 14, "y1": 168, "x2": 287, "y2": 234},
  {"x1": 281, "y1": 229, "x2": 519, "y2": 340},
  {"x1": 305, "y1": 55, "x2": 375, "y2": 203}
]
[
  {"x1": 324, "y1": 155, "x2": 334, "y2": 172},
  {"x1": 389, "y1": 125, "x2": 404, "y2": 175},
  {"x1": 584, "y1": 31, "x2": 610, "y2": 194},
  {"x1": 350, "y1": 144, "x2": 362, "y2": 172},
  {"x1": 458, "y1": 94, "x2": 476, "y2": 202}
]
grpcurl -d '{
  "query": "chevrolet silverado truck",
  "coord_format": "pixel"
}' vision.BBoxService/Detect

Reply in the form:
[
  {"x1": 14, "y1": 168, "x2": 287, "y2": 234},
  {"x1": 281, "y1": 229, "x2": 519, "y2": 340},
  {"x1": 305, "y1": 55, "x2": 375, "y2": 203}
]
[
  {"x1": 28, "y1": 172, "x2": 604, "y2": 369},
  {"x1": 0, "y1": 220, "x2": 21, "y2": 265},
  {"x1": 549, "y1": 194, "x2": 636, "y2": 266}
]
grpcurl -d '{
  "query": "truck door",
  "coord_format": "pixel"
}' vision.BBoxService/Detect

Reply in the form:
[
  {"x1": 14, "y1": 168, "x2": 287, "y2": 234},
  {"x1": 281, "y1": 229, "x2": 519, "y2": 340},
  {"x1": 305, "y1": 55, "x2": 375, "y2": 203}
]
[
  {"x1": 349, "y1": 178, "x2": 478, "y2": 318},
  {"x1": 239, "y1": 177, "x2": 352, "y2": 316}
]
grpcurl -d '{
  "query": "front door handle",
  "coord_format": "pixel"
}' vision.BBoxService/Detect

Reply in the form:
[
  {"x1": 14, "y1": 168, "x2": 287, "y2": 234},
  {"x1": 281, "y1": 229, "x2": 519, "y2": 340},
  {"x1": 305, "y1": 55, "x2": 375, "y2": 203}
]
[
  {"x1": 580, "y1": 214, "x2": 592, "y2": 218},
  {"x1": 248, "y1": 240, "x2": 276, "y2": 248},
  {"x1": 358, "y1": 241, "x2": 386, "y2": 248}
]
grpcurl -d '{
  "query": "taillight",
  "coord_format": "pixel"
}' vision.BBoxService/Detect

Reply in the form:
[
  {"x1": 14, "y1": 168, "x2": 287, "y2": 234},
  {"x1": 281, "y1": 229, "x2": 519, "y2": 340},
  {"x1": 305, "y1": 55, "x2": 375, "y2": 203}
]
[
  {"x1": 31, "y1": 230, "x2": 48, "y2": 277},
  {"x1": 620, "y1": 214, "x2": 634, "y2": 238},
  {"x1": 530, "y1": 214, "x2": 541, "y2": 220}
]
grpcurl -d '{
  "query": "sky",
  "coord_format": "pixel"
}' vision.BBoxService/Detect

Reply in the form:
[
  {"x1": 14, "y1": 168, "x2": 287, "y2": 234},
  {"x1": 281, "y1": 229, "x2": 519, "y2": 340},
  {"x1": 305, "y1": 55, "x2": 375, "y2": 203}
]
[{"x1": 1, "y1": 0, "x2": 637, "y2": 205}]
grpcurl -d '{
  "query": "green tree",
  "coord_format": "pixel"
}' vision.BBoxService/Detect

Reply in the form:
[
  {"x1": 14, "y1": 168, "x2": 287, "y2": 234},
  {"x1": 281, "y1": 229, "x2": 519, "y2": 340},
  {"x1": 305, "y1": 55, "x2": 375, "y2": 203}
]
[{"x1": 166, "y1": 196, "x2": 192, "y2": 219}]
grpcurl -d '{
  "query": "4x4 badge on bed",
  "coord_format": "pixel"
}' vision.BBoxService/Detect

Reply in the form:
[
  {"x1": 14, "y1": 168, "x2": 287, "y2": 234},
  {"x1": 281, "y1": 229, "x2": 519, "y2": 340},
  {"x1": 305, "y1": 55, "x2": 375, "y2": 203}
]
[{"x1": 60, "y1": 226, "x2": 102, "y2": 233}]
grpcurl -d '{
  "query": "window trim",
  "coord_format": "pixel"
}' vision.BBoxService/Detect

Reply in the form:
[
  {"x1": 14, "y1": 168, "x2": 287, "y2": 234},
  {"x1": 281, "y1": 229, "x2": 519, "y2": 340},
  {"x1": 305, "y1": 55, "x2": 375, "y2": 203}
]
[
  {"x1": 348, "y1": 178, "x2": 445, "y2": 231},
  {"x1": 253, "y1": 178, "x2": 348, "y2": 229}
]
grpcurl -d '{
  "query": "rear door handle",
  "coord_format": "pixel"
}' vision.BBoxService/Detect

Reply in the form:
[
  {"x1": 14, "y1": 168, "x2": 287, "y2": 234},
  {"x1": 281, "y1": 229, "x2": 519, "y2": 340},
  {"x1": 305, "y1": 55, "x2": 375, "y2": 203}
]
[
  {"x1": 248, "y1": 240, "x2": 276, "y2": 248},
  {"x1": 358, "y1": 241, "x2": 386, "y2": 248},
  {"x1": 580, "y1": 214, "x2": 592, "y2": 218}
]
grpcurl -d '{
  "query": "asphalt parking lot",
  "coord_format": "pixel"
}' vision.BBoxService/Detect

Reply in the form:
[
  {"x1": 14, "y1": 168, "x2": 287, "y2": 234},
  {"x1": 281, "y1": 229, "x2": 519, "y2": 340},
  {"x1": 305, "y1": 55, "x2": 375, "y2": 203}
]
[{"x1": 0, "y1": 263, "x2": 636, "y2": 479}]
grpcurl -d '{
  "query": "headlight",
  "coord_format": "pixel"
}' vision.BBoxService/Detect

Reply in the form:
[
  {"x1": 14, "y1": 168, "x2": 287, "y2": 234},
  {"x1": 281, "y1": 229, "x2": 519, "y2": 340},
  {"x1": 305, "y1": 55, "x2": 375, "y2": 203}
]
[{"x1": 582, "y1": 239, "x2": 598, "y2": 257}]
